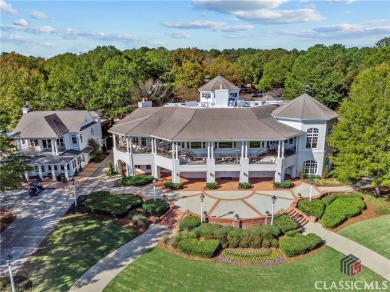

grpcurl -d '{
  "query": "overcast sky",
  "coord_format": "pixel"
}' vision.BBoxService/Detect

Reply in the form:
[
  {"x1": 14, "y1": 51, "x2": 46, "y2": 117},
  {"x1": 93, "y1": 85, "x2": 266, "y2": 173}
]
[{"x1": 1, "y1": 0, "x2": 389, "y2": 58}]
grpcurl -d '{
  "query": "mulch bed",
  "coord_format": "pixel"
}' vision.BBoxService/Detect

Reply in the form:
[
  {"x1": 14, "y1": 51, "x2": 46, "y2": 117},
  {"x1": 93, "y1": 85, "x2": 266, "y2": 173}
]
[{"x1": 0, "y1": 209, "x2": 16, "y2": 233}]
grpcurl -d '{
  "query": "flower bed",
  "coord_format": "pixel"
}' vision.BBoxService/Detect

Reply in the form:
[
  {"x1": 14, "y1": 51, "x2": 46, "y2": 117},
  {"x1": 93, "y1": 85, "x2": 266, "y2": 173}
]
[{"x1": 218, "y1": 248, "x2": 284, "y2": 265}]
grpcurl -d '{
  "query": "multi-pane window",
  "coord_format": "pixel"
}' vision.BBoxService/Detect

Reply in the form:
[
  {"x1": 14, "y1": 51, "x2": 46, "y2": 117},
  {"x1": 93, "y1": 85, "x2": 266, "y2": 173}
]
[
  {"x1": 250, "y1": 141, "x2": 261, "y2": 148},
  {"x1": 80, "y1": 134, "x2": 83, "y2": 143},
  {"x1": 218, "y1": 141, "x2": 233, "y2": 148},
  {"x1": 190, "y1": 142, "x2": 203, "y2": 149},
  {"x1": 72, "y1": 135, "x2": 77, "y2": 144},
  {"x1": 202, "y1": 93, "x2": 211, "y2": 99},
  {"x1": 57, "y1": 137, "x2": 64, "y2": 147},
  {"x1": 30, "y1": 139, "x2": 39, "y2": 147},
  {"x1": 306, "y1": 128, "x2": 319, "y2": 148},
  {"x1": 34, "y1": 165, "x2": 38, "y2": 171},
  {"x1": 304, "y1": 160, "x2": 318, "y2": 174},
  {"x1": 91, "y1": 127, "x2": 95, "y2": 136},
  {"x1": 141, "y1": 137, "x2": 147, "y2": 146},
  {"x1": 41, "y1": 165, "x2": 45, "y2": 172}
]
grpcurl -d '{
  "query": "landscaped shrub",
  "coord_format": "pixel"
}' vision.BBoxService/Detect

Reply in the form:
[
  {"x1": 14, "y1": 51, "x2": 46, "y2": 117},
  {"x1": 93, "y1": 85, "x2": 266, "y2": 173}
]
[
  {"x1": 248, "y1": 224, "x2": 281, "y2": 237},
  {"x1": 279, "y1": 233, "x2": 322, "y2": 257},
  {"x1": 239, "y1": 236, "x2": 251, "y2": 248},
  {"x1": 298, "y1": 199, "x2": 325, "y2": 218},
  {"x1": 142, "y1": 199, "x2": 169, "y2": 216},
  {"x1": 179, "y1": 216, "x2": 201, "y2": 231},
  {"x1": 262, "y1": 238, "x2": 272, "y2": 248},
  {"x1": 116, "y1": 175, "x2": 154, "y2": 186},
  {"x1": 248, "y1": 235, "x2": 262, "y2": 248},
  {"x1": 85, "y1": 191, "x2": 142, "y2": 218},
  {"x1": 227, "y1": 228, "x2": 243, "y2": 248},
  {"x1": 321, "y1": 193, "x2": 363, "y2": 206},
  {"x1": 322, "y1": 197, "x2": 365, "y2": 228},
  {"x1": 164, "y1": 182, "x2": 184, "y2": 190},
  {"x1": 178, "y1": 239, "x2": 220, "y2": 258},
  {"x1": 205, "y1": 182, "x2": 219, "y2": 189},
  {"x1": 219, "y1": 248, "x2": 284, "y2": 265},
  {"x1": 180, "y1": 230, "x2": 197, "y2": 240},
  {"x1": 131, "y1": 214, "x2": 148, "y2": 228},
  {"x1": 192, "y1": 223, "x2": 222, "y2": 238},
  {"x1": 286, "y1": 230, "x2": 299, "y2": 237},
  {"x1": 273, "y1": 214, "x2": 298, "y2": 233},
  {"x1": 273, "y1": 180, "x2": 294, "y2": 189},
  {"x1": 238, "y1": 182, "x2": 252, "y2": 189},
  {"x1": 270, "y1": 238, "x2": 279, "y2": 248},
  {"x1": 214, "y1": 226, "x2": 234, "y2": 237}
]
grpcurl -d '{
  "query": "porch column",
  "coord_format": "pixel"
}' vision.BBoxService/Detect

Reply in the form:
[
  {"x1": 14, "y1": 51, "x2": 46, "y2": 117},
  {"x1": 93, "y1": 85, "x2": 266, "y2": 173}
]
[
  {"x1": 277, "y1": 141, "x2": 282, "y2": 158},
  {"x1": 64, "y1": 164, "x2": 69, "y2": 179},
  {"x1": 38, "y1": 165, "x2": 43, "y2": 180},
  {"x1": 126, "y1": 137, "x2": 130, "y2": 153},
  {"x1": 151, "y1": 138, "x2": 154, "y2": 153},
  {"x1": 129, "y1": 138, "x2": 133, "y2": 153},
  {"x1": 54, "y1": 140, "x2": 58, "y2": 155},
  {"x1": 113, "y1": 134, "x2": 117, "y2": 149},
  {"x1": 51, "y1": 139, "x2": 56, "y2": 155},
  {"x1": 175, "y1": 143, "x2": 179, "y2": 159},
  {"x1": 281, "y1": 141, "x2": 285, "y2": 158},
  {"x1": 51, "y1": 164, "x2": 56, "y2": 181},
  {"x1": 241, "y1": 142, "x2": 244, "y2": 159},
  {"x1": 211, "y1": 142, "x2": 214, "y2": 159},
  {"x1": 207, "y1": 142, "x2": 210, "y2": 159}
]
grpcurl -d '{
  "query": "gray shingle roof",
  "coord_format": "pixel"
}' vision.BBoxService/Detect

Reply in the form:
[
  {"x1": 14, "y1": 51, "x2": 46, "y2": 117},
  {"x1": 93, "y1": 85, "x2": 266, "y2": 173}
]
[
  {"x1": 199, "y1": 75, "x2": 240, "y2": 92},
  {"x1": 44, "y1": 114, "x2": 69, "y2": 137},
  {"x1": 109, "y1": 105, "x2": 303, "y2": 141},
  {"x1": 272, "y1": 93, "x2": 338, "y2": 121},
  {"x1": 13, "y1": 110, "x2": 95, "y2": 138},
  {"x1": 29, "y1": 149, "x2": 81, "y2": 164},
  {"x1": 261, "y1": 94, "x2": 277, "y2": 101}
]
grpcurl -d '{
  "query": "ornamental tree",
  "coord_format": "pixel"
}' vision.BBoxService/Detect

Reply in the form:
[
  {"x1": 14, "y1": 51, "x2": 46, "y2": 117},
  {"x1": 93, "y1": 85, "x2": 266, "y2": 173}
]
[{"x1": 327, "y1": 64, "x2": 390, "y2": 196}]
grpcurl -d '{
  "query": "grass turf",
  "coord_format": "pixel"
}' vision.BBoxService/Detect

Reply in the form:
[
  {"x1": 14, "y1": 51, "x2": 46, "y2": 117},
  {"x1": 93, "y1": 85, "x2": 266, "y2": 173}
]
[
  {"x1": 16, "y1": 214, "x2": 136, "y2": 292},
  {"x1": 338, "y1": 215, "x2": 390, "y2": 260},
  {"x1": 104, "y1": 246, "x2": 385, "y2": 292}
]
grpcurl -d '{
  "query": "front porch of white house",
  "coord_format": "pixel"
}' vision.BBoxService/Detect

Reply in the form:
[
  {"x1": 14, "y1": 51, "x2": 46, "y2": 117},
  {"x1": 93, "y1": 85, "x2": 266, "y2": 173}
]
[
  {"x1": 112, "y1": 134, "x2": 299, "y2": 183},
  {"x1": 24, "y1": 148, "x2": 92, "y2": 181}
]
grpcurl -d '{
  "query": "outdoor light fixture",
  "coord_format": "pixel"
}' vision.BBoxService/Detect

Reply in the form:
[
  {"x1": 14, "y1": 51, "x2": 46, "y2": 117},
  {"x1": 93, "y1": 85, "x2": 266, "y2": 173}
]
[
  {"x1": 6, "y1": 255, "x2": 15, "y2": 292},
  {"x1": 200, "y1": 194, "x2": 205, "y2": 223},
  {"x1": 271, "y1": 195, "x2": 277, "y2": 225},
  {"x1": 152, "y1": 178, "x2": 157, "y2": 201}
]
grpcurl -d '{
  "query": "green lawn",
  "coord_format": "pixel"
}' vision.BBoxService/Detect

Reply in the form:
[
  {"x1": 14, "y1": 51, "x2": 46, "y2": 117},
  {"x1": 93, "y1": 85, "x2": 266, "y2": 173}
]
[
  {"x1": 104, "y1": 246, "x2": 385, "y2": 292},
  {"x1": 338, "y1": 215, "x2": 390, "y2": 259},
  {"x1": 12, "y1": 214, "x2": 136, "y2": 292}
]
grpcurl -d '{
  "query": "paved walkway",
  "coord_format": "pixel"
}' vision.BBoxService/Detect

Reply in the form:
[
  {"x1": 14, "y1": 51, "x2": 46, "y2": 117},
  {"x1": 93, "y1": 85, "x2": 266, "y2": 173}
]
[
  {"x1": 303, "y1": 222, "x2": 390, "y2": 281},
  {"x1": 69, "y1": 224, "x2": 171, "y2": 291}
]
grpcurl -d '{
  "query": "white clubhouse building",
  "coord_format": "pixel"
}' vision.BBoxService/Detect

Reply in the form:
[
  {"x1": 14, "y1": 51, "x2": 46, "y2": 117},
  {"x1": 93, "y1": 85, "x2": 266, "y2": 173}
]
[{"x1": 109, "y1": 76, "x2": 338, "y2": 183}]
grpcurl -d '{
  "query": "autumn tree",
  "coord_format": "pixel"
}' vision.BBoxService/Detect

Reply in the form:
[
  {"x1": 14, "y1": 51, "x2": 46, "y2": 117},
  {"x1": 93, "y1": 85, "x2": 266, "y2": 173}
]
[
  {"x1": 207, "y1": 56, "x2": 243, "y2": 84},
  {"x1": 328, "y1": 64, "x2": 390, "y2": 196}
]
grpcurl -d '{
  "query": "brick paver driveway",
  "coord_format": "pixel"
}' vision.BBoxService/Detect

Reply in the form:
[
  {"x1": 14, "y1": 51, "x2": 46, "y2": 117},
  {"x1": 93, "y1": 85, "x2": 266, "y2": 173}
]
[{"x1": 0, "y1": 188, "x2": 73, "y2": 275}]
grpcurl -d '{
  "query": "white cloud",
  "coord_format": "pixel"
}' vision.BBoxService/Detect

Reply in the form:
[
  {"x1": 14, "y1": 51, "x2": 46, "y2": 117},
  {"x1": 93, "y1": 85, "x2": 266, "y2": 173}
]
[
  {"x1": 1, "y1": 24, "x2": 55, "y2": 34},
  {"x1": 162, "y1": 20, "x2": 253, "y2": 32},
  {"x1": 166, "y1": 31, "x2": 190, "y2": 38},
  {"x1": 1, "y1": 35, "x2": 56, "y2": 47},
  {"x1": 280, "y1": 23, "x2": 390, "y2": 39},
  {"x1": 192, "y1": 0, "x2": 324, "y2": 24},
  {"x1": 13, "y1": 18, "x2": 28, "y2": 26},
  {"x1": 0, "y1": 0, "x2": 17, "y2": 15},
  {"x1": 327, "y1": 0, "x2": 356, "y2": 4},
  {"x1": 30, "y1": 10, "x2": 54, "y2": 19}
]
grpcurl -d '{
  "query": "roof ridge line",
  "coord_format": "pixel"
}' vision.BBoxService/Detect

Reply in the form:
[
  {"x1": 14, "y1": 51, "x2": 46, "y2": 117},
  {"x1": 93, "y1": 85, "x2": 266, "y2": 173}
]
[
  {"x1": 125, "y1": 107, "x2": 164, "y2": 136},
  {"x1": 169, "y1": 108, "x2": 198, "y2": 141},
  {"x1": 301, "y1": 95, "x2": 306, "y2": 120}
]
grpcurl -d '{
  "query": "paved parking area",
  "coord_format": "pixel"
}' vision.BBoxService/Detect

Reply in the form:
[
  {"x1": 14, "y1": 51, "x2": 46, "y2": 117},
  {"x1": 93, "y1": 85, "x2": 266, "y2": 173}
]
[{"x1": 0, "y1": 188, "x2": 73, "y2": 275}]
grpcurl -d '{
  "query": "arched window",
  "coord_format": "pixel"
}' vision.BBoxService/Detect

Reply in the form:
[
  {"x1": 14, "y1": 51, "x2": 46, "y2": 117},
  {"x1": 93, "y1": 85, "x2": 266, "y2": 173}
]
[
  {"x1": 304, "y1": 160, "x2": 318, "y2": 174},
  {"x1": 306, "y1": 128, "x2": 319, "y2": 148}
]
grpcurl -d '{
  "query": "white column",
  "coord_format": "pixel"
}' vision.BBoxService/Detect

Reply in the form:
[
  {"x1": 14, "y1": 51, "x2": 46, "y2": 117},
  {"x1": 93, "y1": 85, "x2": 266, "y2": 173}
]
[
  {"x1": 175, "y1": 143, "x2": 179, "y2": 159},
  {"x1": 51, "y1": 165, "x2": 56, "y2": 181},
  {"x1": 241, "y1": 142, "x2": 244, "y2": 159},
  {"x1": 51, "y1": 139, "x2": 56, "y2": 155},
  {"x1": 151, "y1": 138, "x2": 154, "y2": 153},
  {"x1": 64, "y1": 164, "x2": 69, "y2": 179},
  {"x1": 126, "y1": 137, "x2": 130, "y2": 153},
  {"x1": 24, "y1": 171, "x2": 29, "y2": 181},
  {"x1": 211, "y1": 142, "x2": 214, "y2": 159},
  {"x1": 281, "y1": 141, "x2": 285, "y2": 158},
  {"x1": 245, "y1": 141, "x2": 248, "y2": 159},
  {"x1": 38, "y1": 165, "x2": 43, "y2": 180},
  {"x1": 113, "y1": 134, "x2": 117, "y2": 149},
  {"x1": 54, "y1": 140, "x2": 58, "y2": 155},
  {"x1": 207, "y1": 142, "x2": 210, "y2": 159},
  {"x1": 277, "y1": 141, "x2": 282, "y2": 158}
]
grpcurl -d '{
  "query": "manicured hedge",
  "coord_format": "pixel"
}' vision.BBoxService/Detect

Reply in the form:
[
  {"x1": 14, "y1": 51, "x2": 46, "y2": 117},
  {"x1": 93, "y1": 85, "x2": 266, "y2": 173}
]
[
  {"x1": 279, "y1": 233, "x2": 322, "y2": 257},
  {"x1": 273, "y1": 214, "x2": 298, "y2": 233},
  {"x1": 298, "y1": 199, "x2": 325, "y2": 218},
  {"x1": 164, "y1": 182, "x2": 183, "y2": 190},
  {"x1": 116, "y1": 175, "x2": 154, "y2": 186},
  {"x1": 286, "y1": 230, "x2": 299, "y2": 237},
  {"x1": 178, "y1": 238, "x2": 220, "y2": 258},
  {"x1": 273, "y1": 180, "x2": 294, "y2": 189},
  {"x1": 193, "y1": 223, "x2": 222, "y2": 238},
  {"x1": 85, "y1": 191, "x2": 142, "y2": 218},
  {"x1": 179, "y1": 216, "x2": 201, "y2": 231},
  {"x1": 205, "y1": 182, "x2": 219, "y2": 189},
  {"x1": 321, "y1": 193, "x2": 363, "y2": 206},
  {"x1": 238, "y1": 182, "x2": 252, "y2": 189},
  {"x1": 322, "y1": 197, "x2": 365, "y2": 228},
  {"x1": 142, "y1": 199, "x2": 169, "y2": 216},
  {"x1": 248, "y1": 224, "x2": 281, "y2": 237}
]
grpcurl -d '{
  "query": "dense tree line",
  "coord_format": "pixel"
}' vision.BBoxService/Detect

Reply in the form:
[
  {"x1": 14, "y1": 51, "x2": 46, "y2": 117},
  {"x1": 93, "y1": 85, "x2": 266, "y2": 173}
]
[{"x1": 1, "y1": 38, "x2": 388, "y2": 130}]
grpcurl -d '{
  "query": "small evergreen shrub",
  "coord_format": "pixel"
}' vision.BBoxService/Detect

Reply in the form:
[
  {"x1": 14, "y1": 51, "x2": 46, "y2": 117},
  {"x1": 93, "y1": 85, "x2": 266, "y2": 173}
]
[
  {"x1": 279, "y1": 233, "x2": 322, "y2": 257},
  {"x1": 131, "y1": 214, "x2": 148, "y2": 228},
  {"x1": 238, "y1": 182, "x2": 252, "y2": 189},
  {"x1": 164, "y1": 182, "x2": 184, "y2": 190},
  {"x1": 205, "y1": 182, "x2": 219, "y2": 189},
  {"x1": 85, "y1": 191, "x2": 142, "y2": 218},
  {"x1": 179, "y1": 216, "x2": 201, "y2": 231},
  {"x1": 322, "y1": 197, "x2": 365, "y2": 228},
  {"x1": 178, "y1": 239, "x2": 220, "y2": 258},
  {"x1": 273, "y1": 214, "x2": 298, "y2": 233},
  {"x1": 227, "y1": 228, "x2": 243, "y2": 248},
  {"x1": 286, "y1": 230, "x2": 299, "y2": 237},
  {"x1": 270, "y1": 238, "x2": 279, "y2": 248},
  {"x1": 142, "y1": 199, "x2": 169, "y2": 216},
  {"x1": 180, "y1": 230, "x2": 197, "y2": 240},
  {"x1": 192, "y1": 223, "x2": 222, "y2": 238},
  {"x1": 116, "y1": 175, "x2": 154, "y2": 186},
  {"x1": 248, "y1": 235, "x2": 262, "y2": 248},
  {"x1": 248, "y1": 224, "x2": 281, "y2": 237},
  {"x1": 321, "y1": 193, "x2": 363, "y2": 206},
  {"x1": 239, "y1": 236, "x2": 251, "y2": 248},
  {"x1": 298, "y1": 199, "x2": 325, "y2": 218},
  {"x1": 273, "y1": 180, "x2": 294, "y2": 188}
]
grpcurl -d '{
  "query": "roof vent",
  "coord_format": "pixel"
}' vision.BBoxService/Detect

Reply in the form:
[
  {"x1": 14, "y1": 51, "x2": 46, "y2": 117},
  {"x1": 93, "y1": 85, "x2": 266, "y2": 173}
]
[{"x1": 21, "y1": 101, "x2": 30, "y2": 114}]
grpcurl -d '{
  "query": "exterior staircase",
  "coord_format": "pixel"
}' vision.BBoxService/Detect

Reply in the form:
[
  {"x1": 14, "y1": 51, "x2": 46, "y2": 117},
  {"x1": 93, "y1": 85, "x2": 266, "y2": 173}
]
[{"x1": 286, "y1": 208, "x2": 309, "y2": 227}]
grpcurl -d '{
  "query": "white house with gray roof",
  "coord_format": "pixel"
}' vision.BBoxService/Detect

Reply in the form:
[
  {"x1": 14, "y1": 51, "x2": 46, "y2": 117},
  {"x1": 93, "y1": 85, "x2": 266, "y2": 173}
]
[
  {"x1": 109, "y1": 76, "x2": 338, "y2": 183},
  {"x1": 11, "y1": 105, "x2": 102, "y2": 181}
]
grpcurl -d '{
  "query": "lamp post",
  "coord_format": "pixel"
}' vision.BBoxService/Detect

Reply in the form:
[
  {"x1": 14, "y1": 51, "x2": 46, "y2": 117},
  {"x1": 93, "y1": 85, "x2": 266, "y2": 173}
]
[
  {"x1": 71, "y1": 177, "x2": 77, "y2": 206},
  {"x1": 200, "y1": 194, "x2": 205, "y2": 224},
  {"x1": 6, "y1": 255, "x2": 16, "y2": 292},
  {"x1": 309, "y1": 178, "x2": 315, "y2": 202},
  {"x1": 152, "y1": 178, "x2": 156, "y2": 201},
  {"x1": 271, "y1": 195, "x2": 277, "y2": 225}
]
